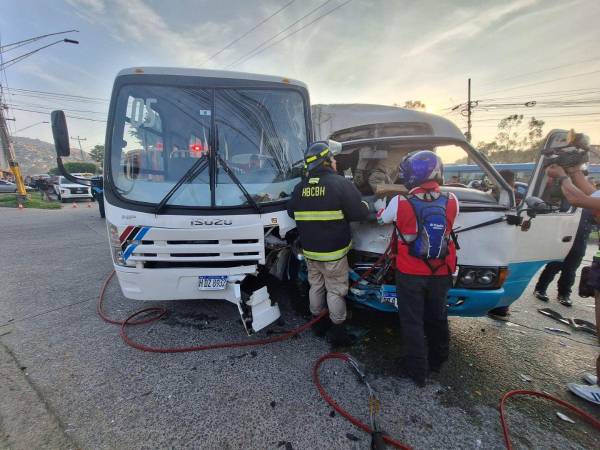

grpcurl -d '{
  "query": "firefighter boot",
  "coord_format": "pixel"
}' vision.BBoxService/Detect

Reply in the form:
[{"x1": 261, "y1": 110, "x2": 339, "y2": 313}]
[{"x1": 326, "y1": 323, "x2": 356, "y2": 346}]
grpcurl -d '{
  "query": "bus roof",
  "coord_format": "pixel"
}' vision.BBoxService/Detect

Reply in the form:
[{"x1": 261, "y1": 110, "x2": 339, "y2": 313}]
[
  {"x1": 312, "y1": 103, "x2": 466, "y2": 142},
  {"x1": 116, "y1": 67, "x2": 308, "y2": 89}
]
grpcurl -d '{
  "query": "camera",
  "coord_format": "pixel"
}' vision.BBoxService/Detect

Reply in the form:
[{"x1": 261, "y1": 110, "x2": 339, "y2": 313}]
[{"x1": 542, "y1": 129, "x2": 590, "y2": 168}]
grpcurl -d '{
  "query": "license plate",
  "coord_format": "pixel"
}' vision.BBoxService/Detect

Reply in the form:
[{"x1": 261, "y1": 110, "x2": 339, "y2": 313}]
[
  {"x1": 198, "y1": 275, "x2": 227, "y2": 290},
  {"x1": 381, "y1": 295, "x2": 398, "y2": 308}
]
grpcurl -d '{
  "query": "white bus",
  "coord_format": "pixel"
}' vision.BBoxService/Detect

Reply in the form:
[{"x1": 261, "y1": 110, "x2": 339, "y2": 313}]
[{"x1": 52, "y1": 68, "x2": 310, "y2": 333}]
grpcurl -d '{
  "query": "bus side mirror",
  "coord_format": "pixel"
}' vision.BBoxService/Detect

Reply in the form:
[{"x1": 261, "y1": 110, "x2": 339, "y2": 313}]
[{"x1": 51, "y1": 110, "x2": 71, "y2": 157}]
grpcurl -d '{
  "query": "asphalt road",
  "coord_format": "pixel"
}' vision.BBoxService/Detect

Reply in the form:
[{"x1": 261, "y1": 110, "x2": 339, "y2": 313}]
[{"x1": 0, "y1": 206, "x2": 598, "y2": 449}]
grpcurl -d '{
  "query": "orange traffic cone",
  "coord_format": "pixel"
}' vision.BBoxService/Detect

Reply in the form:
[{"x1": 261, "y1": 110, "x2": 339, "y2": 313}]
[{"x1": 72, "y1": 202, "x2": 78, "y2": 208}]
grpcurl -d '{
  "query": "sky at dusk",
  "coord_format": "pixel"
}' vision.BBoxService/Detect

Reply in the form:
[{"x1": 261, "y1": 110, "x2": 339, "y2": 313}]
[{"x1": 2, "y1": 0, "x2": 600, "y2": 154}]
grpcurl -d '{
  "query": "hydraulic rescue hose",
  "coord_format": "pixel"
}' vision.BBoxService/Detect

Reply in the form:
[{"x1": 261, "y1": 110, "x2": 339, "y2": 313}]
[
  {"x1": 97, "y1": 270, "x2": 328, "y2": 352},
  {"x1": 98, "y1": 271, "x2": 600, "y2": 449},
  {"x1": 313, "y1": 353, "x2": 412, "y2": 450},
  {"x1": 498, "y1": 390, "x2": 600, "y2": 450}
]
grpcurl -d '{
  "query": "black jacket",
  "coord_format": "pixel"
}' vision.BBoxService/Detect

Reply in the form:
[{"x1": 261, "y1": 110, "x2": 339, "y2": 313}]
[{"x1": 287, "y1": 167, "x2": 368, "y2": 261}]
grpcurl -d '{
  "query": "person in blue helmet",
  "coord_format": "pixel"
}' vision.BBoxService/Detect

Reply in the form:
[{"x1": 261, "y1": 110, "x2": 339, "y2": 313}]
[{"x1": 377, "y1": 150, "x2": 459, "y2": 387}]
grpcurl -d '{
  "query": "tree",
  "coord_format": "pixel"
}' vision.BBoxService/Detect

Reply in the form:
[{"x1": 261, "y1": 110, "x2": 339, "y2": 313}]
[
  {"x1": 49, "y1": 162, "x2": 98, "y2": 175},
  {"x1": 89, "y1": 145, "x2": 105, "y2": 166},
  {"x1": 524, "y1": 117, "x2": 545, "y2": 150},
  {"x1": 402, "y1": 100, "x2": 426, "y2": 110},
  {"x1": 456, "y1": 114, "x2": 546, "y2": 163},
  {"x1": 496, "y1": 114, "x2": 524, "y2": 152}
]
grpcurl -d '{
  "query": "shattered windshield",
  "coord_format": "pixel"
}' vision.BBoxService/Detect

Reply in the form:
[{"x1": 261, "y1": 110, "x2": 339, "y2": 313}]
[{"x1": 109, "y1": 84, "x2": 308, "y2": 208}]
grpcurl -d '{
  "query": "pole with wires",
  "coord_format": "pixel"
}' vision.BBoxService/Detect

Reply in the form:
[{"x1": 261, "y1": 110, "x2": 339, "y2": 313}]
[
  {"x1": 466, "y1": 78, "x2": 472, "y2": 143},
  {"x1": 71, "y1": 135, "x2": 87, "y2": 160},
  {"x1": 0, "y1": 101, "x2": 27, "y2": 202}
]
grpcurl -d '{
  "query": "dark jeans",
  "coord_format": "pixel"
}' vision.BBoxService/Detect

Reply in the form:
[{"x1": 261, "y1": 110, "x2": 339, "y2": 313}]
[
  {"x1": 535, "y1": 235, "x2": 587, "y2": 296},
  {"x1": 396, "y1": 272, "x2": 452, "y2": 378}
]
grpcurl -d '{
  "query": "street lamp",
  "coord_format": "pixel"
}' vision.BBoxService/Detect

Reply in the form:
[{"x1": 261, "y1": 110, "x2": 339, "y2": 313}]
[
  {"x1": 0, "y1": 39, "x2": 79, "y2": 71},
  {"x1": 0, "y1": 31, "x2": 79, "y2": 202},
  {"x1": 0, "y1": 30, "x2": 79, "y2": 54},
  {"x1": 15, "y1": 121, "x2": 49, "y2": 133}
]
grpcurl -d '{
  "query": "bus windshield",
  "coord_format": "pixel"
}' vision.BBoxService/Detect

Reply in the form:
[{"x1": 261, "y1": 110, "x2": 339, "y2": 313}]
[{"x1": 109, "y1": 84, "x2": 308, "y2": 208}]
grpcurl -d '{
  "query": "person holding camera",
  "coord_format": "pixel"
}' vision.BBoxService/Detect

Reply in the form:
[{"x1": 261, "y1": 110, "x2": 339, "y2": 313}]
[
  {"x1": 533, "y1": 208, "x2": 593, "y2": 307},
  {"x1": 546, "y1": 163, "x2": 600, "y2": 405}
]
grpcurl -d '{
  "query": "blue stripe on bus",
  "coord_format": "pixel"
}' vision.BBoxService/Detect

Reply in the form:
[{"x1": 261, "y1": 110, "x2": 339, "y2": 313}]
[
  {"x1": 123, "y1": 244, "x2": 137, "y2": 261},
  {"x1": 135, "y1": 226, "x2": 150, "y2": 241},
  {"x1": 122, "y1": 227, "x2": 150, "y2": 261}
]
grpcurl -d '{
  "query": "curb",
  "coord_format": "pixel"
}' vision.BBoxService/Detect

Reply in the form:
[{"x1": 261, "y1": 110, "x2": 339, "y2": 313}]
[{"x1": 0, "y1": 342, "x2": 77, "y2": 450}]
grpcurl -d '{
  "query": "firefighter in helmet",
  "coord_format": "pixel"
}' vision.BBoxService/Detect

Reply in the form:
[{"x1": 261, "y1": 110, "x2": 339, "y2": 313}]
[{"x1": 287, "y1": 140, "x2": 369, "y2": 345}]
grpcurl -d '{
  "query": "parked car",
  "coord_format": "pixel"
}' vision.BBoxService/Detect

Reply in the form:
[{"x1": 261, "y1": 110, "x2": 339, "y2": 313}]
[
  {"x1": 0, "y1": 179, "x2": 34, "y2": 193},
  {"x1": 52, "y1": 175, "x2": 92, "y2": 202}
]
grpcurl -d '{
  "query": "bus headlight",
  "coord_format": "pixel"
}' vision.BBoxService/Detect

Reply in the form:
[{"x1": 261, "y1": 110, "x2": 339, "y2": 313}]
[
  {"x1": 107, "y1": 222, "x2": 127, "y2": 266},
  {"x1": 456, "y1": 266, "x2": 508, "y2": 290}
]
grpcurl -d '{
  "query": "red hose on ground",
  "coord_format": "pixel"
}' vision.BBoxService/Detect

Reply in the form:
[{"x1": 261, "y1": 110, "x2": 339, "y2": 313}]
[
  {"x1": 97, "y1": 271, "x2": 167, "y2": 326},
  {"x1": 99, "y1": 271, "x2": 600, "y2": 449},
  {"x1": 97, "y1": 270, "x2": 328, "y2": 352},
  {"x1": 499, "y1": 390, "x2": 600, "y2": 450},
  {"x1": 313, "y1": 353, "x2": 412, "y2": 450}
]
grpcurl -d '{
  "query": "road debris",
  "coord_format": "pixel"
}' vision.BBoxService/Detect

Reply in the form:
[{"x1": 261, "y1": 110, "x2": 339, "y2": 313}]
[
  {"x1": 556, "y1": 412, "x2": 575, "y2": 424},
  {"x1": 544, "y1": 327, "x2": 571, "y2": 335}
]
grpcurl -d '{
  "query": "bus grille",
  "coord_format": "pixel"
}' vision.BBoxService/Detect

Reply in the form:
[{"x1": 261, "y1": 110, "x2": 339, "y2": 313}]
[{"x1": 123, "y1": 224, "x2": 265, "y2": 267}]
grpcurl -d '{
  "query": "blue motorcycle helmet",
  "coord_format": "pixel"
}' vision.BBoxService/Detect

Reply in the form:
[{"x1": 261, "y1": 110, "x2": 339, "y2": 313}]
[{"x1": 398, "y1": 150, "x2": 444, "y2": 189}]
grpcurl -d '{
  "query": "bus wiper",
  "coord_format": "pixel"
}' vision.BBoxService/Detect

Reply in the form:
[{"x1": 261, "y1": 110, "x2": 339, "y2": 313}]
[
  {"x1": 217, "y1": 154, "x2": 261, "y2": 214},
  {"x1": 154, "y1": 155, "x2": 209, "y2": 215}
]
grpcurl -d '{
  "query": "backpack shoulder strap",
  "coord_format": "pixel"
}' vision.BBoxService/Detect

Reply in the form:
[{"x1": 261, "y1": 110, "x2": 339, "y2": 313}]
[{"x1": 394, "y1": 193, "x2": 415, "y2": 244}]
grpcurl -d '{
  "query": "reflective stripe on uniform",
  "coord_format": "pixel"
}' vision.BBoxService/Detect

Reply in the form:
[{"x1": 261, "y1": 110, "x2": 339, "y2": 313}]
[
  {"x1": 305, "y1": 148, "x2": 329, "y2": 163},
  {"x1": 303, "y1": 242, "x2": 352, "y2": 262},
  {"x1": 294, "y1": 210, "x2": 344, "y2": 221}
]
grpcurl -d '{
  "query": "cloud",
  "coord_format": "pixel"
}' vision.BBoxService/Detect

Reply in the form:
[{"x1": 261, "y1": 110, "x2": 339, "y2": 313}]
[
  {"x1": 492, "y1": 0, "x2": 584, "y2": 34},
  {"x1": 64, "y1": 0, "x2": 237, "y2": 66},
  {"x1": 402, "y1": 0, "x2": 539, "y2": 58}
]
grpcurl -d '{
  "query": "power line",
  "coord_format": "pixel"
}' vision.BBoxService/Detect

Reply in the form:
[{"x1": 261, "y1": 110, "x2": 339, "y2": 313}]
[
  {"x1": 442, "y1": 87, "x2": 600, "y2": 112},
  {"x1": 6, "y1": 102, "x2": 107, "y2": 115},
  {"x1": 227, "y1": 0, "x2": 352, "y2": 69},
  {"x1": 477, "y1": 68, "x2": 600, "y2": 97},
  {"x1": 0, "y1": 33, "x2": 16, "y2": 134},
  {"x1": 6, "y1": 92, "x2": 108, "y2": 104},
  {"x1": 10, "y1": 107, "x2": 107, "y2": 123},
  {"x1": 471, "y1": 112, "x2": 600, "y2": 122},
  {"x1": 205, "y1": 0, "x2": 296, "y2": 63},
  {"x1": 4, "y1": 87, "x2": 108, "y2": 102},
  {"x1": 0, "y1": 30, "x2": 78, "y2": 52},
  {"x1": 0, "y1": 38, "x2": 80, "y2": 71},
  {"x1": 224, "y1": 0, "x2": 337, "y2": 69},
  {"x1": 477, "y1": 55, "x2": 600, "y2": 88}
]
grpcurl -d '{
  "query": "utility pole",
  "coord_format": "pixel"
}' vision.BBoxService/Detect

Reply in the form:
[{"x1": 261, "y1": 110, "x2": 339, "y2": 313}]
[
  {"x1": 70, "y1": 135, "x2": 87, "y2": 160},
  {"x1": 466, "y1": 78, "x2": 472, "y2": 143},
  {"x1": 0, "y1": 102, "x2": 27, "y2": 202}
]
